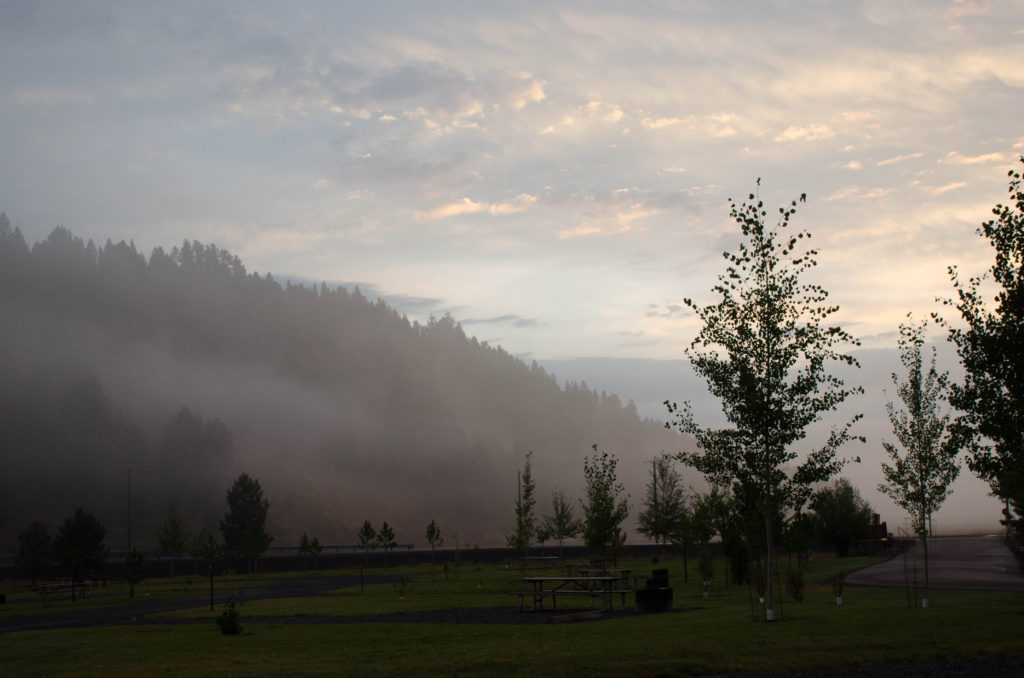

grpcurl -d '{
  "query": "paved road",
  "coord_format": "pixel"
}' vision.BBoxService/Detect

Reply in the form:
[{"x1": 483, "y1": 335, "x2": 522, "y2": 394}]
[{"x1": 846, "y1": 535, "x2": 1024, "y2": 591}]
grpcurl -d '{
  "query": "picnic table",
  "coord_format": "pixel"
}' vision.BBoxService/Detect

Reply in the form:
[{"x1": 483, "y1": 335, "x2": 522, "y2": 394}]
[
  {"x1": 516, "y1": 575, "x2": 623, "y2": 612},
  {"x1": 37, "y1": 580, "x2": 89, "y2": 601},
  {"x1": 577, "y1": 568, "x2": 631, "y2": 581}
]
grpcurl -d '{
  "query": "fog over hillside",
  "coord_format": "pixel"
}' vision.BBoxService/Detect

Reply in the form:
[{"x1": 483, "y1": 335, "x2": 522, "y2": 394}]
[{"x1": 0, "y1": 216, "x2": 688, "y2": 551}]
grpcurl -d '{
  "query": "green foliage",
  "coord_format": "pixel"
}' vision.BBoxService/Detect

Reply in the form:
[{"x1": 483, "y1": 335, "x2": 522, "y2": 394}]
[
  {"x1": 358, "y1": 520, "x2": 376, "y2": 567},
  {"x1": 784, "y1": 510, "x2": 816, "y2": 563},
  {"x1": 298, "y1": 533, "x2": 321, "y2": 569},
  {"x1": 668, "y1": 182, "x2": 863, "y2": 617},
  {"x1": 124, "y1": 548, "x2": 147, "y2": 599},
  {"x1": 52, "y1": 508, "x2": 108, "y2": 593},
  {"x1": 425, "y1": 520, "x2": 443, "y2": 550},
  {"x1": 157, "y1": 504, "x2": 188, "y2": 578},
  {"x1": 190, "y1": 528, "x2": 220, "y2": 563},
  {"x1": 159, "y1": 408, "x2": 233, "y2": 516},
  {"x1": 880, "y1": 318, "x2": 960, "y2": 539},
  {"x1": 637, "y1": 456, "x2": 688, "y2": 545},
  {"x1": 425, "y1": 520, "x2": 443, "y2": 571},
  {"x1": 220, "y1": 473, "x2": 272, "y2": 573},
  {"x1": 938, "y1": 157, "x2": 1024, "y2": 535},
  {"x1": 216, "y1": 602, "x2": 242, "y2": 635},
  {"x1": 538, "y1": 490, "x2": 581, "y2": 555},
  {"x1": 811, "y1": 478, "x2": 873, "y2": 557},
  {"x1": 377, "y1": 522, "x2": 397, "y2": 567},
  {"x1": 506, "y1": 450, "x2": 537, "y2": 556},
  {"x1": 581, "y1": 446, "x2": 629, "y2": 560},
  {"x1": 17, "y1": 520, "x2": 51, "y2": 586}
]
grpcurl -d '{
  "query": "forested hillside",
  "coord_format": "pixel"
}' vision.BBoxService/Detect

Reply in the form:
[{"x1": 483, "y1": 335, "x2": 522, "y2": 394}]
[{"x1": 0, "y1": 214, "x2": 686, "y2": 551}]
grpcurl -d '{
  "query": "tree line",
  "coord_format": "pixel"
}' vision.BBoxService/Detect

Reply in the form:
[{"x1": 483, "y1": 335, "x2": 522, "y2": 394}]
[
  {"x1": 0, "y1": 212, "x2": 678, "y2": 550},
  {"x1": 664, "y1": 160, "x2": 1024, "y2": 619}
]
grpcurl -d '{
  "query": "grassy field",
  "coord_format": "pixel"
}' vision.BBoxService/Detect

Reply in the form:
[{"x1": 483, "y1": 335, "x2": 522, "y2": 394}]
[{"x1": 2, "y1": 555, "x2": 1023, "y2": 677}]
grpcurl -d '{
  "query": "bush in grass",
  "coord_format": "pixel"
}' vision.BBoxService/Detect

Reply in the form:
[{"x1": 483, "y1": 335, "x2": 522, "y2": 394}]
[{"x1": 216, "y1": 602, "x2": 242, "y2": 635}]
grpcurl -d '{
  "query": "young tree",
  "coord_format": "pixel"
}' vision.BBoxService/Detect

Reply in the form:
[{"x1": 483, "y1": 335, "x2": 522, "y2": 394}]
[
  {"x1": 811, "y1": 477, "x2": 873, "y2": 557},
  {"x1": 17, "y1": 521, "x2": 51, "y2": 587},
  {"x1": 309, "y1": 536, "x2": 322, "y2": 569},
  {"x1": 190, "y1": 528, "x2": 220, "y2": 564},
  {"x1": 357, "y1": 520, "x2": 377, "y2": 567},
  {"x1": 124, "y1": 548, "x2": 147, "y2": 600},
  {"x1": 189, "y1": 528, "x2": 220, "y2": 611},
  {"x1": 156, "y1": 504, "x2": 188, "y2": 578},
  {"x1": 880, "y1": 318, "x2": 960, "y2": 607},
  {"x1": 220, "y1": 473, "x2": 273, "y2": 574},
  {"x1": 425, "y1": 519, "x2": 444, "y2": 571},
  {"x1": 637, "y1": 456, "x2": 688, "y2": 547},
  {"x1": 298, "y1": 533, "x2": 312, "y2": 569},
  {"x1": 937, "y1": 158, "x2": 1024, "y2": 535},
  {"x1": 580, "y1": 445, "x2": 629, "y2": 563},
  {"x1": 538, "y1": 490, "x2": 582, "y2": 557},
  {"x1": 506, "y1": 450, "x2": 537, "y2": 559},
  {"x1": 377, "y1": 521, "x2": 397, "y2": 568},
  {"x1": 52, "y1": 507, "x2": 108, "y2": 602},
  {"x1": 668, "y1": 183, "x2": 863, "y2": 621}
]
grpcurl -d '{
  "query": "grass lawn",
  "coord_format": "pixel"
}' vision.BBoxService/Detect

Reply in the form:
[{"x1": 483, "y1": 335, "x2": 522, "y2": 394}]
[{"x1": 2, "y1": 556, "x2": 1023, "y2": 677}]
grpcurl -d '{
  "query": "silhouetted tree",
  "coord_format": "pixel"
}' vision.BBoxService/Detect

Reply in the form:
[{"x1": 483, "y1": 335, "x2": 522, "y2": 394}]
[
  {"x1": 124, "y1": 548, "x2": 147, "y2": 599},
  {"x1": 156, "y1": 504, "x2": 188, "y2": 578},
  {"x1": 16, "y1": 520, "x2": 51, "y2": 587},
  {"x1": 637, "y1": 456, "x2": 688, "y2": 547},
  {"x1": 298, "y1": 533, "x2": 322, "y2": 570},
  {"x1": 938, "y1": 158, "x2": 1024, "y2": 536},
  {"x1": 880, "y1": 319, "x2": 959, "y2": 607},
  {"x1": 377, "y1": 521, "x2": 396, "y2": 568},
  {"x1": 220, "y1": 473, "x2": 272, "y2": 574},
  {"x1": 52, "y1": 508, "x2": 108, "y2": 602},
  {"x1": 581, "y1": 445, "x2": 629, "y2": 564},
  {"x1": 160, "y1": 407, "x2": 233, "y2": 515},
  {"x1": 190, "y1": 528, "x2": 220, "y2": 570},
  {"x1": 189, "y1": 528, "x2": 220, "y2": 610},
  {"x1": 811, "y1": 478, "x2": 872, "y2": 557},
  {"x1": 538, "y1": 490, "x2": 581, "y2": 557},
  {"x1": 506, "y1": 450, "x2": 537, "y2": 559},
  {"x1": 309, "y1": 536, "x2": 321, "y2": 569},
  {"x1": 425, "y1": 519, "x2": 443, "y2": 571},
  {"x1": 668, "y1": 182, "x2": 863, "y2": 621},
  {"x1": 357, "y1": 520, "x2": 376, "y2": 567}
]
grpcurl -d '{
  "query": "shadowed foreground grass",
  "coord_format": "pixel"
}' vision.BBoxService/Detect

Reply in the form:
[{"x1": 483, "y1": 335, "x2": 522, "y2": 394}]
[{"x1": 2, "y1": 556, "x2": 1023, "y2": 677}]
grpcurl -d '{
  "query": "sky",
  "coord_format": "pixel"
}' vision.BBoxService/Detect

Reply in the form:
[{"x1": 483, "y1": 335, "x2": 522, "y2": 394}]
[{"x1": 2, "y1": 0, "x2": 1022, "y2": 533}]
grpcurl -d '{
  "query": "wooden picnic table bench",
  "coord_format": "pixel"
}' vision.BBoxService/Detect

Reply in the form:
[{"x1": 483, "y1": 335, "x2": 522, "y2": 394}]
[
  {"x1": 37, "y1": 580, "x2": 90, "y2": 601},
  {"x1": 514, "y1": 575, "x2": 627, "y2": 612}
]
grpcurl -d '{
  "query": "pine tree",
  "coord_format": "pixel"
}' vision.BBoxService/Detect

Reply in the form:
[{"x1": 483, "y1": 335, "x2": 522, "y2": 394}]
[{"x1": 220, "y1": 473, "x2": 272, "y2": 574}]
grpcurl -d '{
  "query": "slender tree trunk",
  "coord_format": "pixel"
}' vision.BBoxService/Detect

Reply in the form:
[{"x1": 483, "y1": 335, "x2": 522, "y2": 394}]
[
  {"x1": 922, "y1": 532, "x2": 930, "y2": 608},
  {"x1": 764, "y1": 510, "x2": 775, "y2": 621},
  {"x1": 683, "y1": 538, "x2": 689, "y2": 583}
]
